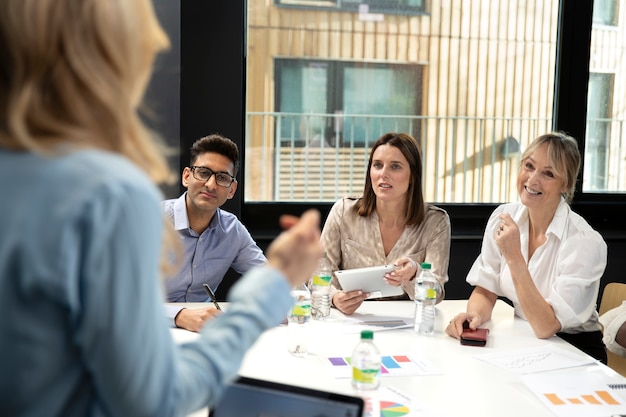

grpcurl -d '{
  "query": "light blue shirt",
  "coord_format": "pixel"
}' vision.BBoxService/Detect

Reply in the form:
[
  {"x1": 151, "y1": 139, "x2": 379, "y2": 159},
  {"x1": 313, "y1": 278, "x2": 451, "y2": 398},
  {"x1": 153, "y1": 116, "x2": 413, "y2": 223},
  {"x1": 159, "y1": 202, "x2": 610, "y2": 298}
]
[
  {"x1": 0, "y1": 149, "x2": 293, "y2": 417},
  {"x1": 161, "y1": 193, "x2": 266, "y2": 324}
]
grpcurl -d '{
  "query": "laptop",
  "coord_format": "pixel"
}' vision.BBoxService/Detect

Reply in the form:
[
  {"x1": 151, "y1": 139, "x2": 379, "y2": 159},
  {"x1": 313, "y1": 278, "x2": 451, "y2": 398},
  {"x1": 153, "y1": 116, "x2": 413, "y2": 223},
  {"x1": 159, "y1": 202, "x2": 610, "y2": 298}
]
[
  {"x1": 208, "y1": 376, "x2": 364, "y2": 417},
  {"x1": 334, "y1": 265, "x2": 403, "y2": 299}
]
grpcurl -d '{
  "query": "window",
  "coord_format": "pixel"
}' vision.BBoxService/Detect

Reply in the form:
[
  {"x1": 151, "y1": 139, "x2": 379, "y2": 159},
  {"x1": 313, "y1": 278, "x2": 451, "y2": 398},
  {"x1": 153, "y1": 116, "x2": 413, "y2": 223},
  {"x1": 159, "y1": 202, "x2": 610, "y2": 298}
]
[
  {"x1": 247, "y1": 0, "x2": 558, "y2": 203},
  {"x1": 584, "y1": 0, "x2": 626, "y2": 194},
  {"x1": 593, "y1": 0, "x2": 617, "y2": 26},
  {"x1": 275, "y1": 60, "x2": 421, "y2": 147},
  {"x1": 275, "y1": 0, "x2": 425, "y2": 15},
  {"x1": 584, "y1": 73, "x2": 614, "y2": 191}
]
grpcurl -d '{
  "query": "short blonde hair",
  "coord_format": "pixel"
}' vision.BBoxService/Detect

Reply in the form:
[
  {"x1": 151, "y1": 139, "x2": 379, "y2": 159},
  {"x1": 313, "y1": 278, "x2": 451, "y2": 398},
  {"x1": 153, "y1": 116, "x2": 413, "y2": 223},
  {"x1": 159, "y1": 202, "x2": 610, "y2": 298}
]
[
  {"x1": 0, "y1": 0, "x2": 172, "y2": 183},
  {"x1": 521, "y1": 132, "x2": 581, "y2": 203}
]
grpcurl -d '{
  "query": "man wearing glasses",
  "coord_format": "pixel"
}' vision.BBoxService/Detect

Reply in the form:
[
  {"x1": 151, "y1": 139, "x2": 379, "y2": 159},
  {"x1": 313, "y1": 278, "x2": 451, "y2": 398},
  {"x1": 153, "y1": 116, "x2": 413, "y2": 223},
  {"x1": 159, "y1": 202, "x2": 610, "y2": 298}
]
[{"x1": 162, "y1": 134, "x2": 266, "y2": 331}]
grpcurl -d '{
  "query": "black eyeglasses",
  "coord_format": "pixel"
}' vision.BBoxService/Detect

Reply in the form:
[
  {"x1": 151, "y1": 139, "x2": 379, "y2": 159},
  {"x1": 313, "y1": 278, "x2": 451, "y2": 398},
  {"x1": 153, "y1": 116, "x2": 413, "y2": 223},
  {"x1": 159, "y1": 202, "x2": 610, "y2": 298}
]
[{"x1": 190, "y1": 166, "x2": 235, "y2": 187}]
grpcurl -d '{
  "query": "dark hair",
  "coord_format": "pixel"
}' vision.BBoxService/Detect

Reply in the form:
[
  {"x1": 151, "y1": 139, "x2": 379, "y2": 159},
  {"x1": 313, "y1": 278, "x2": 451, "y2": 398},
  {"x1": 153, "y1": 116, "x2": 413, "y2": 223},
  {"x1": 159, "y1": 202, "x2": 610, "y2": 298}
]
[
  {"x1": 190, "y1": 134, "x2": 240, "y2": 176},
  {"x1": 355, "y1": 132, "x2": 425, "y2": 226},
  {"x1": 521, "y1": 131, "x2": 580, "y2": 204}
]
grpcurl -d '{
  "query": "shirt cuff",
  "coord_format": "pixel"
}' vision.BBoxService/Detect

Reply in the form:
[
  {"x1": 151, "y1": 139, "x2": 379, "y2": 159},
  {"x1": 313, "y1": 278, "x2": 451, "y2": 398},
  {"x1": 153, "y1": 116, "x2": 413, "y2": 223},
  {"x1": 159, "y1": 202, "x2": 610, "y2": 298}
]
[{"x1": 164, "y1": 304, "x2": 185, "y2": 328}]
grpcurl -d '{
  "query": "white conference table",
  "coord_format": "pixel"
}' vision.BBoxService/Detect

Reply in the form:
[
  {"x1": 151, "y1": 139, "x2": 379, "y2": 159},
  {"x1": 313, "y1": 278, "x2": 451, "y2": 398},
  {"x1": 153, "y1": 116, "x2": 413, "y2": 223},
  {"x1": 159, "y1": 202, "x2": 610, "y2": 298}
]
[{"x1": 171, "y1": 299, "x2": 626, "y2": 417}]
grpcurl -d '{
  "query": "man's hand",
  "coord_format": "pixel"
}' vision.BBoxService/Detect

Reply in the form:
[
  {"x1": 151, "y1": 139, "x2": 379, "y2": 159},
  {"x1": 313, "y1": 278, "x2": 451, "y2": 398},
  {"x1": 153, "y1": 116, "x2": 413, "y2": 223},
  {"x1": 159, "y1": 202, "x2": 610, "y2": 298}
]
[{"x1": 174, "y1": 307, "x2": 222, "y2": 332}]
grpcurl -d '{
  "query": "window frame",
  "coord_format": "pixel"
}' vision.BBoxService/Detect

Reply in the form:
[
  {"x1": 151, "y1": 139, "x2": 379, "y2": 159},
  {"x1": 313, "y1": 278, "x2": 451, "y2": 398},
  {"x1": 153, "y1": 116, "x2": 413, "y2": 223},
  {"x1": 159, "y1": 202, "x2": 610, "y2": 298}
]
[
  {"x1": 274, "y1": 0, "x2": 427, "y2": 16},
  {"x1": 179, "y1": 0, "x2": 625, "y2": 240},
  {"x1": 274, "y1": 58, "x2": 424, "y2": 148}
]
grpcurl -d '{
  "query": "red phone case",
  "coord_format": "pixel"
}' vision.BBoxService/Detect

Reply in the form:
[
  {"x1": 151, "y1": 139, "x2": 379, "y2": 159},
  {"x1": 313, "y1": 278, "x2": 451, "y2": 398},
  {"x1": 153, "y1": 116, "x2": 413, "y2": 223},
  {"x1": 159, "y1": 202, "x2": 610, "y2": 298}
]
[{"x1": 460, "y1": 328, "x2": 489, "y2": 346}]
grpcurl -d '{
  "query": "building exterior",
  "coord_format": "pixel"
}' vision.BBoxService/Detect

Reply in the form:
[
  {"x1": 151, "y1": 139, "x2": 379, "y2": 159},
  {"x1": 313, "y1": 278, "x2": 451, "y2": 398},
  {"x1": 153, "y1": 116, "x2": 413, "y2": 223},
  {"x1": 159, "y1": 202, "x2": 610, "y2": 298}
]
[{"x1": 245, "y1": 0, "x2": 625, "y2": 203}]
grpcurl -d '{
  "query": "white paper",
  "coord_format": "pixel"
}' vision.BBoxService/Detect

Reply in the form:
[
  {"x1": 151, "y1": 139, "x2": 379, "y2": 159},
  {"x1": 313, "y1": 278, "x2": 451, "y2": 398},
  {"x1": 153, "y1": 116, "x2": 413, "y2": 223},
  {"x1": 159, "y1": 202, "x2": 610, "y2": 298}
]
[
  {"x1": 474, "y1": 344, "x2": 596, "y2": 374},
  {"x1": 322, "y1": 354, "x2": 442, "y2": 378},
  {"x1": 359, "y1": 386, "x2": 451, "y2": 417},
  {"x1": 322, "y1": 314, "x2": 414, "y2": 333},
  {"x1": 521, "y1": 371, "x2": 626, "y2": 417}
]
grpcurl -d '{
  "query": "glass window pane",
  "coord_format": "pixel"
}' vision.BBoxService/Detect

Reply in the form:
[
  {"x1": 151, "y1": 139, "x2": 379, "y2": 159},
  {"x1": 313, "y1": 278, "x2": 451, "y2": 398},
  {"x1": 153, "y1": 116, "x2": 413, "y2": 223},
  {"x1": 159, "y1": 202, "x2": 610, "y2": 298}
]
[
  {"x1": 584, "y1": 1, "x2": 625, "y2": 193},
  {"x1": 343, "y1": 65, "x2": 420, "y2": 146},
  {"x1": 592, "y1": 0, "x2": 617, "y2": 26},
  {"x1": 246, "y1": 1, "x2": 558, "y2": 203}
]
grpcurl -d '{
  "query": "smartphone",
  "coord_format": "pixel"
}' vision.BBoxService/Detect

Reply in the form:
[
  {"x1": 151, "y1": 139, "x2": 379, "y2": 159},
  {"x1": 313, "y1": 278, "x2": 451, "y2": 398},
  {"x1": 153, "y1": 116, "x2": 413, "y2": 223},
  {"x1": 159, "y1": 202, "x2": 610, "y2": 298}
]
[{"x1": 460, "y1": 320, "x2": 489, "y2": 347}]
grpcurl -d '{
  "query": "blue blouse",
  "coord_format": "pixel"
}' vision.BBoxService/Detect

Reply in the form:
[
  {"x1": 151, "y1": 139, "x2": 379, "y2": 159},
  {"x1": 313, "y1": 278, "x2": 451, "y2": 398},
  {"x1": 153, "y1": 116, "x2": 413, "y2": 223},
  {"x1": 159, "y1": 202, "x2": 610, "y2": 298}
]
[{"x1": 0, "y1": 149, "x2": 292, "y2": 417}]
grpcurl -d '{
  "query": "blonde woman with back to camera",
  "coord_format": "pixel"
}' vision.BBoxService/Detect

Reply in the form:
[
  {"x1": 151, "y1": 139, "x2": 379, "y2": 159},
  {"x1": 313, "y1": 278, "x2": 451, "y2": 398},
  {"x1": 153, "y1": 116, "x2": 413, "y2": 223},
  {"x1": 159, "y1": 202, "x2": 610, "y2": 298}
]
[
  {"x1": 0, "y1": 1, "x2": 323, "y2": 416},
  {"x1": 446, "y1": 132, "x2": 608, "y2": 363}
]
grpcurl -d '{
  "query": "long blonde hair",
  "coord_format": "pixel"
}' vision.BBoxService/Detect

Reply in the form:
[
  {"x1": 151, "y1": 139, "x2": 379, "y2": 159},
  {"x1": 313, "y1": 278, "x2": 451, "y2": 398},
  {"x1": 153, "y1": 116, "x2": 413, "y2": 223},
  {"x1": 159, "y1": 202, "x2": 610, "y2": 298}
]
[
  {"x1": 0, "y1": 0, "x2": 172, "y2": 184},
  {"x1": 0, "y1": 0, "x2": 180, "y2": 272}
]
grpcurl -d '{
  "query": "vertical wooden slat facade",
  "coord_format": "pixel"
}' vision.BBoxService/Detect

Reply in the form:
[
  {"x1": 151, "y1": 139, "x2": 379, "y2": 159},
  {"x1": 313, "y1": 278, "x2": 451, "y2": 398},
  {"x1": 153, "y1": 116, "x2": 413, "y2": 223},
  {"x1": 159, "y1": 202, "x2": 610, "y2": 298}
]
[
  {"x1": 590, "y1": 3, "x2": 626, "y2": 191},
  {"x1": 246, "y1": 0, "x2": 626, "y2": 202}
]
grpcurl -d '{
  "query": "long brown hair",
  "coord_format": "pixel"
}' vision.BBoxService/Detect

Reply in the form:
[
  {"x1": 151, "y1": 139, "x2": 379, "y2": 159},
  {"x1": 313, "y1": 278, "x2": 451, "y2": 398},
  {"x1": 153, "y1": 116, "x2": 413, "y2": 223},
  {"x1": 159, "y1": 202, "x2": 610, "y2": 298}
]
[{"x1": 355, "y1": 132, "x2": 426, "y2": 226}]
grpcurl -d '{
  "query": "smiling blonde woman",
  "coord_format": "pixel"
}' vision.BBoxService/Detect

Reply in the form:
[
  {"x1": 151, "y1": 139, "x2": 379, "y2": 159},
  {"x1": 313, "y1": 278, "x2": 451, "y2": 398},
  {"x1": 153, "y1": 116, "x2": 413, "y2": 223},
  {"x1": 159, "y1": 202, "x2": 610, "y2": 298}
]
[{"x1": 446, "y1": 132, "x2": 608, "y2": 363}]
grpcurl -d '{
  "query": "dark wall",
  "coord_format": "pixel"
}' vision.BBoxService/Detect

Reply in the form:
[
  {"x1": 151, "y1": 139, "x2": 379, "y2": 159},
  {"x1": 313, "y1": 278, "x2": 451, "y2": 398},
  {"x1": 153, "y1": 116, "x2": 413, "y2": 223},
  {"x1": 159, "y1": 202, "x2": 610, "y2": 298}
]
[
  {"x1": 150, "y1": 0, "x2": 626, "y2": 303},
  {"x1": 179, "y1": 2, "x2": 246, "y2": 217},
  {"x1": 216, "y1": 204, "x2": 626, "y2": 302},
  {"x1": 146, "y1": 0, "x2": 181, "y2": 200}
]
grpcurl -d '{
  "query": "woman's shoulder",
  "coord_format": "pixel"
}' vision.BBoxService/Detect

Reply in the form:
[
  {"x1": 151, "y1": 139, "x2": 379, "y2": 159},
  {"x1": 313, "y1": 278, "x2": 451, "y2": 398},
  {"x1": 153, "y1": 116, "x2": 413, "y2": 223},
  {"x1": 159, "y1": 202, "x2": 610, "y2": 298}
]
[
  {"x1": 564, "y1": 206, "x2": 605, "y2": 242},
  {"x1": 39, "y1": 149, "x2": 161, "y2": 212},
  {"x1": 64, "y1": 150, "x2": 155, "y2": 191},
  {"x1": 330, "y1": 196, "x2": 361, "y2": 212},
  {"x1": 425, "y1": 203, "x2": 449, "y2": 217},
  {"x1": 422, "y1": 204, "x2": 451, "y2": 231}
]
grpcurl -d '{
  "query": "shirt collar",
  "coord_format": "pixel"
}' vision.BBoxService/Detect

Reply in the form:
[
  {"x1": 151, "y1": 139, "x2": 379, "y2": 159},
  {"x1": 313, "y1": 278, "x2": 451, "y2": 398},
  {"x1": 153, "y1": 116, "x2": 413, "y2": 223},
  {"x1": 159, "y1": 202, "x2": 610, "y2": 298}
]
[
  {"x1": 172, "y1": 193, "x2": 190, "y2": 231},
  {"x1": 547, "y1": 197, "x2": 569, "y2": 240},
  {"x1": 173, "y1": 192, "x2": 226, "y2": 234},
  {"x1": 514, "y1": 197, "x2": 568, "y2": 240}
]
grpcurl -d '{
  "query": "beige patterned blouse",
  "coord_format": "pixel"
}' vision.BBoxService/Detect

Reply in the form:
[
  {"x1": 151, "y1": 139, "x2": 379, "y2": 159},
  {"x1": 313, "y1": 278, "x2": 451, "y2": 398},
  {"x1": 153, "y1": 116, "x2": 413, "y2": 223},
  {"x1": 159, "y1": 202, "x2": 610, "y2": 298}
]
[{"x1": 321, "y1": 197, "x2": 451, "y2": 301}]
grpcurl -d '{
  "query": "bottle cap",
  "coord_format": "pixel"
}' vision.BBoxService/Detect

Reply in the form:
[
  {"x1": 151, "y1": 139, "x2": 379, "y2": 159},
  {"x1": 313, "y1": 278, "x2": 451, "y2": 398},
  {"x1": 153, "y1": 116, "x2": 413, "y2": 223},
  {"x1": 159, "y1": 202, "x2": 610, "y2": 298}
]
[
  {"x1": 360, "y1": 330, "x2": 374, "y2": 340},
  {"x1": 421, "y1": 262, "x2": 431, "y2": 270}
]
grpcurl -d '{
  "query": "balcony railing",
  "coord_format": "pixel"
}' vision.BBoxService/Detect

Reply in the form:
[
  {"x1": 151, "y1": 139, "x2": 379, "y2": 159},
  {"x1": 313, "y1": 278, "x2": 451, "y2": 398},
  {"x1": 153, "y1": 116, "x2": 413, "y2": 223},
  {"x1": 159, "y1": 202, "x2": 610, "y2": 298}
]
[{"x1": 245, "y1": 112, "x2": 625, "y2": 203}]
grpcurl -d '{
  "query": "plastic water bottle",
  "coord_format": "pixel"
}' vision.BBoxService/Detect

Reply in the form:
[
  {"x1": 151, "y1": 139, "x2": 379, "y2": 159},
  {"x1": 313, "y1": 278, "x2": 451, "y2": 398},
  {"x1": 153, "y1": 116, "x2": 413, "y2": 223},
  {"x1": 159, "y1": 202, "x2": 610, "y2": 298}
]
[
  {"x1": 310, "y1": 253, "x2": 332, "y2": 320},
  {"x1": 351, "y1": 330, "x2": 381, "y2": 391},
  {"x1": 414, "y1": 262, "x2": 440, "y2": 335},
  {"x1": 287, "y1": 282, "x2": 311, "y2": 356}
]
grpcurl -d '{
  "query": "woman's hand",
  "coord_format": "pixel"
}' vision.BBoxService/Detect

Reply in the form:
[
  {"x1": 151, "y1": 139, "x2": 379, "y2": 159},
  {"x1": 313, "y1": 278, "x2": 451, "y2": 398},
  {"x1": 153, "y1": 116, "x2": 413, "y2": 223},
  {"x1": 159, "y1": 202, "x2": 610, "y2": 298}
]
[
  {"x1": 445, "y1": 312, "x2": 483, "y2": 339},
  {"x1": 494, "y1": 213, "x2": 523, "y2": 262},
  {"x1": 332, "y1": 290, "x2": 369, "y2": 315},
  {"x1": 266, "y1": 210, "x2": 323, "y2": 288},
  {"x1": 384, "y1": 257, "x2": 418, "y2": 287}
]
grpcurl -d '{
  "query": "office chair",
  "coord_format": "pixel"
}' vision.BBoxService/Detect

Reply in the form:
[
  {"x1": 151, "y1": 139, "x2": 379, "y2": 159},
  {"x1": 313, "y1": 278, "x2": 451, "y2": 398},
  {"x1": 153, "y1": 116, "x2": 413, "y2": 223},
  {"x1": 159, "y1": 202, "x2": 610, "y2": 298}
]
[{"x1": 599, "y1": 282, "x2": 626, "y2": 377}]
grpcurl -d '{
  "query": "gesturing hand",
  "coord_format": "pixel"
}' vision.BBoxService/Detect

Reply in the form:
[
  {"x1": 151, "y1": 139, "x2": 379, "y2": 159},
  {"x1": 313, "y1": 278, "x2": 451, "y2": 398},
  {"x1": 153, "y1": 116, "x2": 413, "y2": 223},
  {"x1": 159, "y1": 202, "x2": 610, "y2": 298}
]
[{"x1": 266, "y1": 209, "x2": 323, "y2": 287}]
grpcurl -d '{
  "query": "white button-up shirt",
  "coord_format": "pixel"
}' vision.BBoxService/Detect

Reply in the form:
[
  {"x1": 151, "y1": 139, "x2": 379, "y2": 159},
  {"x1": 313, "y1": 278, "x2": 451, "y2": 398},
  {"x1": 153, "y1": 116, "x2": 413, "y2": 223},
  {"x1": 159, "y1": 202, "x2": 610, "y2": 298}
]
[{"x1": 467, "y1": 199, "x2": 607, "y2": 333}]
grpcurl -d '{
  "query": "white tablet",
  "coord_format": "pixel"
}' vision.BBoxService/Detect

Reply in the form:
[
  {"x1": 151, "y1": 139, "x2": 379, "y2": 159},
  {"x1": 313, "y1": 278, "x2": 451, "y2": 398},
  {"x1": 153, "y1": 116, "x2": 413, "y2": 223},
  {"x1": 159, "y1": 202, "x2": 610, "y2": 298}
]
[{"x1": 334, "y1": 265, "x2": 403, "y2": 299}]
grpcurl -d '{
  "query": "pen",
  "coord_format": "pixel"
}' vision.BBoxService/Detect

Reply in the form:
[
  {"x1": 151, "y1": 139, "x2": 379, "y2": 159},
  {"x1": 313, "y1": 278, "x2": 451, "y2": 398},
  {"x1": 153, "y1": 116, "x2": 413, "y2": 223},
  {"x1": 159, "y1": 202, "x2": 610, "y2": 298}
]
[{"x1": 202, "y1": 283, "x2": 222, "y2": 311}]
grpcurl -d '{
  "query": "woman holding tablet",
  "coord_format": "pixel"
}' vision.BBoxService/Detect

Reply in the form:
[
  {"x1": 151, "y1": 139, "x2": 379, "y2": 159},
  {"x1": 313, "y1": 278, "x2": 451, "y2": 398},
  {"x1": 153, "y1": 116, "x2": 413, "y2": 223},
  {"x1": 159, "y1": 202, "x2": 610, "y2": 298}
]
[{"x1": 321, "y1": 132, "x2": 451, "y2": 315}]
